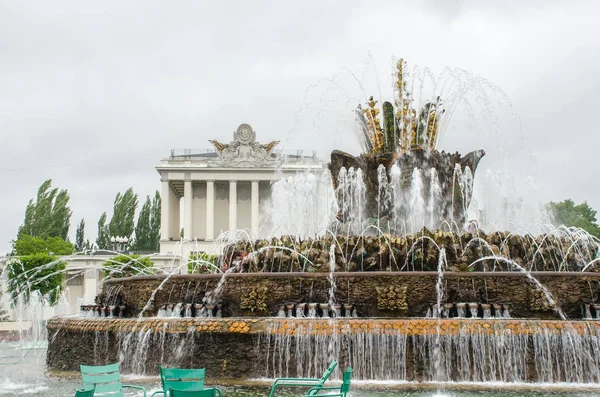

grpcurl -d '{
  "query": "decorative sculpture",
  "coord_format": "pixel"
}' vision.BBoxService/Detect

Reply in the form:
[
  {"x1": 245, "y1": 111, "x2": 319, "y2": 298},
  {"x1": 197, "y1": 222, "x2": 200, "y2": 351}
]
[
  {"x1": 329, "y1": 59, "x2": 485, "y2": 228},
  {"x1": 209, "y1": 124, "x2": 280, "y2": 167}
]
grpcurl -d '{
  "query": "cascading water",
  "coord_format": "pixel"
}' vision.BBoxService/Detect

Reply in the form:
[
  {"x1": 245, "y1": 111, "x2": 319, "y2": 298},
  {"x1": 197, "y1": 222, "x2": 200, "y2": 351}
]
[
  {"x1": 408, "y1": 168, "x2": 426, "y2": 233},
  {"x1": 268, "y1": 170, "x2": 337, "y2": 238},
  {"x1": 264, "y1": 321, "x2": 408, "y2": 381},
  {"x1": 260, "y1": 319, "x2": 600, "y2": 383},
  {"x1": 428, "y1": 168, "x2": 442, "y2": 229},
  {"x1": 328, "y1": 244, "x2": 337, "y2": 309},
  {"x1": 338, "y1": 167, "x2": 367, "y2": 234},
  {"x1": 270, "y1": 160, "x2": 466, "y2": 237}
]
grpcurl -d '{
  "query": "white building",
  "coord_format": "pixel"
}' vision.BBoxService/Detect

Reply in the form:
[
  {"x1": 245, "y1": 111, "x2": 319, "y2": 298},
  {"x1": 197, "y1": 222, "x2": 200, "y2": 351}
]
[
  {"x1": 157, "y1": 123, "x2": 323, "y2": 258},
  {"x1": 0, "y1": 124, "x2": 324, "y2": 322}
]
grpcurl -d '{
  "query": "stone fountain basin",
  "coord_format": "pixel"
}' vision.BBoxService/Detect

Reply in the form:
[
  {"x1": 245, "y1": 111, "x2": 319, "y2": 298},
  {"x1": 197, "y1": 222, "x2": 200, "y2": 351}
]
[
  {"x1": 49, "y1": 271, "x2": 600, "y2": 382},
  {"x1": 100, "y1": 271, "x2": 600, "y2": 320},
  {"x1": 47, "y1": 316, "x2": 600, "y2": 380}
]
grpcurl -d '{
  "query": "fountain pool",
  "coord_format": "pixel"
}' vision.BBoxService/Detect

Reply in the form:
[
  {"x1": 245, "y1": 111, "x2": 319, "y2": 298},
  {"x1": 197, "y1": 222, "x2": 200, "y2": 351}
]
[{"x1": 3, "y1": 343, "x2": 600, "y2": 396}]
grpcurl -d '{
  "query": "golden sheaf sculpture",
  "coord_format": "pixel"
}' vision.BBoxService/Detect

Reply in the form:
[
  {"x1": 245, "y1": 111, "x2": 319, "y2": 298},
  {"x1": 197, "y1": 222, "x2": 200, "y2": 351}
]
[{"x1": 360, "y1": 58, "x2": 444, "y2": 156}]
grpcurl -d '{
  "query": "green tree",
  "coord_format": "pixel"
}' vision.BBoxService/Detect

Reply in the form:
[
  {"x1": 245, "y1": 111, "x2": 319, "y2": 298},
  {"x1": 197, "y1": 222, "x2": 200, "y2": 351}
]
[
  {"x1": 150, "y1": 190, "x2": 161, "y2": 251},
  {"x1": 133, "y1": 196, "x2": 152, "y2": 251},
  {"x1": 75, "y1": 219, "x2": 85, "y2": 251},
  {"x1": 18, "y1": 179, "x2": 72, "y2": 240},
  {"x1": 102, "y1": 254, "x2": 155, "y2": 279},
  {"x1": 12, "y1": 234, "x2": 74, "y2": 256},
  {"x1": 6, "y1": 253, "x2": 66, "y2": 306},
  {"x1": 96, "y1": 212, "x2": 109, "y2": 249},
  {"x1": 132, "y1": 191, "x2": 161, "y2": 252},
  {"x1": 108, "y1": 188, "x2": 138, "y2": 242},
  {"x1": 547, "y1": 199, "x2": 600, "y2": 238}
]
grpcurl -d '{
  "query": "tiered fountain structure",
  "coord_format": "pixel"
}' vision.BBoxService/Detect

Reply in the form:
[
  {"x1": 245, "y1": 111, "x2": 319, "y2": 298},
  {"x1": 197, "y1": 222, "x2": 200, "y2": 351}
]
[{"x1": 47, "y1": 59, "x2": 600, "y2": 385}]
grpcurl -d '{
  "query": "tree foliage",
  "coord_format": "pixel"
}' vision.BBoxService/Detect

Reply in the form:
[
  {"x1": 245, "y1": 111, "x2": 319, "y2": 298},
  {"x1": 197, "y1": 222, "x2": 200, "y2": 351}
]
[
  {"x1": 13, "y1": 234, "x2": 74, "y2": 256},
  {"x1": 108, "y1": 188, "x2": 138, "y2": 242},
  {"x1": 18, "y1": 179, "x2": 72, "y2": 240},
  {"x1": 75, "y1": 219, "x2": 85, "y2": 251},
  {"x1": 102, "y1": 254, "x2": 155, "y2": 279},
  {"x1": 150, "y1": 191, "x2": 161, "y2": 251},
  {"x1": 547, "y1": 199, "x2": 600, "y2": 238},
  {"x1": 133, "y1": 191, "x2": 161, "y2": 251},
  {"x1": 74, "y1": 219, "x2": 93, "y2": 253},
  {"x1": 6, "y1": 253, "x2": 66, "y2": 306},
  {"x1": 96, "y1": 212, "x2": 110, "y2": 249},
  {"x1": 133, "y1": 196, "x2": 152, "y2": 251}
]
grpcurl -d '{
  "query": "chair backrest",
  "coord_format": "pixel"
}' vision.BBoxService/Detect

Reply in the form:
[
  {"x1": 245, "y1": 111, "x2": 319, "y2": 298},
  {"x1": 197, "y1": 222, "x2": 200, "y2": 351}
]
[
  {"x1": 340, "y1": 367, "x2": 352, "y2": 394},
  {"x1": 160, "y1": 367, "x2": 206, "y2": 392},
  {"x1": 169, "y1": 388, "x2": 219, "y2": 397},
  {"x1": 319, "y1": 360, "x2": 338, "y2": 384},
  {"x1": 80, "y1": 363, "x2": 123, "y2": 397},
  {"x1": 74, "y1": 387, "x2": 95, "y2": 397}
]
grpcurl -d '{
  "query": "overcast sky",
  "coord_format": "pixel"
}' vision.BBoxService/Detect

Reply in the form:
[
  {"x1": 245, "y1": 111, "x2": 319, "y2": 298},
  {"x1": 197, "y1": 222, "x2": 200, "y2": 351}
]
[{"x1": 1, "y1": 0, "x2": 599, "y2": 254}]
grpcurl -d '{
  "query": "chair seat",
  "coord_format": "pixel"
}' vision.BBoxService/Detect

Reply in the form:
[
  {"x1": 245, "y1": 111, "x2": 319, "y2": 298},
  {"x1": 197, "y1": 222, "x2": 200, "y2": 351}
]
[
  {"x1": 304, "y1": 367, "x2": 352, "y2": 397},
  {"x1": 168, "y1": 387, "x2": 222, "y2": 397},
  {"x1": 268, "y1": 360, "x2": 338, "y2": 397},
  {"x1": 150, "y1": 366, "x2": 206, "y2": 397}
]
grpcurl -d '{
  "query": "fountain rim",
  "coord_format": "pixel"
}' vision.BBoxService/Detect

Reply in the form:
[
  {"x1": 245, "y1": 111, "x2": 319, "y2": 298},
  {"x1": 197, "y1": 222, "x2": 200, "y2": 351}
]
[{"x1": 103, "y1": 271, "x2": 600, "y2": 284}]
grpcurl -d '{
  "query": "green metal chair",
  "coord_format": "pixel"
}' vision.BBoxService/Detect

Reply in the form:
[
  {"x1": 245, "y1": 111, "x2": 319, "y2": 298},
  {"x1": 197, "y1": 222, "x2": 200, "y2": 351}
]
[
  {"x1": 168, "y1": 388, "x2": 222, "y2": 397},
  {"x1": 304, "y1": 367, "x2": 352, "y2": 396},
  {"x1": 74, "y1": 386, "x2": 95, "y2": 397},
  {"x1": 268, "y1": 360, "x2": 338, "y2": 397},
  {"x1": 150, "y1": 367, "x2": 206, "y2": 397},
  {"x1": 80, "y1": 363, "x2": 146, "y2": 397}
]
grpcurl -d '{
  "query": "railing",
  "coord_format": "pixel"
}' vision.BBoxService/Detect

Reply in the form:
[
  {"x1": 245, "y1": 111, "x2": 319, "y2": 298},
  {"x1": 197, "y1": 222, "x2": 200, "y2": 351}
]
[
  {"x1": 169, "y1": 148, "x2": 217, "y2": 158},
  {"x1": 169, "y1": 148, "x2": 319, "y2": 161}
]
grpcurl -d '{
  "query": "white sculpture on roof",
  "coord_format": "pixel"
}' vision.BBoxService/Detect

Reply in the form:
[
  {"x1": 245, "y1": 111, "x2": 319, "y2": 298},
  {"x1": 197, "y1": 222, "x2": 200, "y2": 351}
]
[{"x1": 208, "y1": 124, "x2": 279, "y2": 167}]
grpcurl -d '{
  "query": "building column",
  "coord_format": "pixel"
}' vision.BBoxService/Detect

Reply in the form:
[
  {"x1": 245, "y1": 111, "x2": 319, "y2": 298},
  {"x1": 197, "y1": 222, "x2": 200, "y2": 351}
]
[
  {"x1": 83, "y1": 268, "x2": 97, "y2": 304},
  {"x1": 206, "y1": 180, "x2": 215, "y2": 241},
  {"x1": 169, "y1": 185, "x2": 180, "y2": 240},
  {"x1": 229, "y1": 180, "x2": 237, "y2": 231},
  {"x1": 184, "y1": 180, "x2": 193, "y2": 240},
  {"x1": 251, "y1": 180, "x2": 259, "y2": 237},
  {"x1": 160, "y1": 180, "x2": 170, "y2": 240}
]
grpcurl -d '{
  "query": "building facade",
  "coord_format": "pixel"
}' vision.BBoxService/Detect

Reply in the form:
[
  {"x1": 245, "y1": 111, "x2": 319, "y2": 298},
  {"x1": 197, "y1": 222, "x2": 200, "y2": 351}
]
[{"x1": 157, "y1": 123, "x2": 323, "y2": 257}]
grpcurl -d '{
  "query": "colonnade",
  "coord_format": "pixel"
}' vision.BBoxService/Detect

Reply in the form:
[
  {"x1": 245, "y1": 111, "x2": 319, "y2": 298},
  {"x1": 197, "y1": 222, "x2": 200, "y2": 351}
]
[{"x1": 160, "y1": 179, "x2": 260, "y2": 241}]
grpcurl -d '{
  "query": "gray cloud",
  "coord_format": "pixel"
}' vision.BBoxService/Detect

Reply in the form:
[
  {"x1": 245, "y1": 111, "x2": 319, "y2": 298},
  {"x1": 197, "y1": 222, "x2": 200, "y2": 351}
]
[{"x1": 1, "y1": 0, "x2": 599, "y2": 253}]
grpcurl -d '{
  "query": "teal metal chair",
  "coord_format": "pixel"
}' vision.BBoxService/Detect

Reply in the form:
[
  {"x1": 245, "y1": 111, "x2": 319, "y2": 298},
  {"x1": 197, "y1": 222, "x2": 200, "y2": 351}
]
[
  {"x1": 268, "y1": 360, "x2": 338, "y2": 397},
  {"x1": 74, "y1": 386, "x2": 95, "y2": 397},
  {"x1": 80, "y1": 363, "x2": 146, "y2": 397},
  {"x1": 304, "y1": 367, "x2": 352, "y2": 396},
  {"x1": 168, "y1": 388, "x2": 222, "y2": 397},
  {"x1": 150, "y1": 367, "x2": 206, "y2": 397}
]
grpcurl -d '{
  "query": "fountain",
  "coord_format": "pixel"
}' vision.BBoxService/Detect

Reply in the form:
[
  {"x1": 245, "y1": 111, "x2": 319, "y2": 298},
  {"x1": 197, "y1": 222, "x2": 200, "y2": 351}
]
[
  {"x1": 39, "y1": 58, "x2": 600, "y2": 388},
  {"x1": 330, "y1": 61, "x2": 485, "y2": 231}
]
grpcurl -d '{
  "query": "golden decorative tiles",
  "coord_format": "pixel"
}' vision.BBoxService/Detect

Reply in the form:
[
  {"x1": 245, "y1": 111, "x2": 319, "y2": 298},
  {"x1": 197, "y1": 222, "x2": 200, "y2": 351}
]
[{"x1": 47, "y1": 317, "x2": 600, "y2": 338}]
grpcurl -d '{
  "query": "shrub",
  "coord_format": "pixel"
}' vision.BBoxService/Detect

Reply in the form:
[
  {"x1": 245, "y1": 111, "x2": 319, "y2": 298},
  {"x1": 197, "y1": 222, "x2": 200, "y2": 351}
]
[
  {"x1": 12, "y1": 234, "x2": 74, "y2": 256},
  {"x1": 187, "y1": 252, "x2": 219, "y2": 274},
  {"x1": 103, "y1": 254, "x2": 155, "y2": 279},
  {"x1": 6, "y1": 253, "x2": 66, "y2": 306}
]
